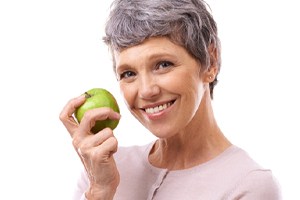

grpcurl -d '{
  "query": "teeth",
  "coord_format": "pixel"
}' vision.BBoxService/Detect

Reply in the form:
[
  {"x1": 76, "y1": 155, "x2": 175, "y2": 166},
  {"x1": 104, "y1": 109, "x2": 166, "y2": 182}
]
[{"x1": 145, "y1": 102, "x2": 172, "y2": 114}]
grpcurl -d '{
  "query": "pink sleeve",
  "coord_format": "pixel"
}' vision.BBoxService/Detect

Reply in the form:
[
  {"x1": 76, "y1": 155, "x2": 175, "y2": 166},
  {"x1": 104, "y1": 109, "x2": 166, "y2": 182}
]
[
  {"x1": 72, "y1": 168, "x2": 89, "y2": 200},
  {"x1": 228, "y1": 170, "x2": 282, "y2": 200}
]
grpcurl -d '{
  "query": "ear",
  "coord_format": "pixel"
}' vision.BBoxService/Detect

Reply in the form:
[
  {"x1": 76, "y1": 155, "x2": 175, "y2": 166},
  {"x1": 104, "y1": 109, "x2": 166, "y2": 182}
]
[
  {"x1": 204, "y1": 44, "x2": 219, "y2": 83},
  {"x1": 204, "y1": 66, "x2": 218, "y2": 83}
]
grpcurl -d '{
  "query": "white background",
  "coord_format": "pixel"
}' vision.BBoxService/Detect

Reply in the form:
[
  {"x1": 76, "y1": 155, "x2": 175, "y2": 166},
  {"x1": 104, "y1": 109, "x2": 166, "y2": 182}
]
[{"x1": 0, "y1": 0, "x2": 299, "y2": 199}]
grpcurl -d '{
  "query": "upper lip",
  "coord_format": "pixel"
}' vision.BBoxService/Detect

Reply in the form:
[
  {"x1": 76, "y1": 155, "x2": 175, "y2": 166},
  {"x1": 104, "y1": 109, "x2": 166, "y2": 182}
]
[{"x1": 139, "y1": 99, "x2": 176, "y2": 110}]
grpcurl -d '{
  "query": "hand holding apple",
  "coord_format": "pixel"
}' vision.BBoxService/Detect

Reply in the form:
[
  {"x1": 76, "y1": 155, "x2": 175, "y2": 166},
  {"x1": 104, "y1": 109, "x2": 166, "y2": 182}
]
[
  {"x1": 59, "y1": 88, "x2": 121, "y2": 199},
  {"x1": 75, "y1": 88, "x2": 120, "y2": 134}
]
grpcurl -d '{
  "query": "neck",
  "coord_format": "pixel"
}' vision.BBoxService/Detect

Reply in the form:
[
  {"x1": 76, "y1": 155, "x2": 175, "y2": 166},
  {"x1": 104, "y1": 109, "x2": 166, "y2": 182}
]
[{"x1": 148, "y1": 90, "x2": 231, "y2": 170}]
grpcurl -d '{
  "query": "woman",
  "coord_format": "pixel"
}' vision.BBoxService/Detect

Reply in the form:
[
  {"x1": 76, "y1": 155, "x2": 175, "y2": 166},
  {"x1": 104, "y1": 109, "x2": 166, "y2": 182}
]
[{"x1": 60, "y1": 0, "x2": 281, "y2": 199}]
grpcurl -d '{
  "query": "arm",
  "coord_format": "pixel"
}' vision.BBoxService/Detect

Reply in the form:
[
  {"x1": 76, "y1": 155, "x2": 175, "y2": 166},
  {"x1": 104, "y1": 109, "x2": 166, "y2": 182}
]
[
  {"x1": 228, "y1": 169, "x2": 282, "y2": 200},
  {"x1": 60, "y1": 95, "x2": 121, "y2": 200}
]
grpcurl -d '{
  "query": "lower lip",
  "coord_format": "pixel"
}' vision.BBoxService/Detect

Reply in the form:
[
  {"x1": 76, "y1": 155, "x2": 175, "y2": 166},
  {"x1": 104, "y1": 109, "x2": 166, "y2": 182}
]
[{"x1": 144, "y1": 102, "x2": 174, "y2": 121}]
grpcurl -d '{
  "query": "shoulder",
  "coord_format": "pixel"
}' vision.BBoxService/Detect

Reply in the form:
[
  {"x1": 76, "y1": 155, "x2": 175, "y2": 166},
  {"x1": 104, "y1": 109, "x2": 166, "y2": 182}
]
[
  {"x1": 222, "y1": 145, "x2": 273, "y2": 175},
  {"x1": 227, "y1": 169, "x2": 282, "y2": 199},
  {"x1": 225, "y1": 146, "x2": 282, "y2": 199}
]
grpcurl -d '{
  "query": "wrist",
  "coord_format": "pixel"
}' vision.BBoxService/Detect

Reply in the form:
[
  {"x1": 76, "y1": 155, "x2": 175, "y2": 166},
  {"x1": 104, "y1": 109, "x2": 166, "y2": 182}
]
[{"x1": 85, "y1": 185, "x2": 117, "y2": 200}]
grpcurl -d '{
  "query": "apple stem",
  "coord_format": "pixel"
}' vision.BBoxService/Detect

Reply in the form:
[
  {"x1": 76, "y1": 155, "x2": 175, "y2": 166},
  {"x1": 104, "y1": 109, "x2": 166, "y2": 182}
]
[{"x1": 84, "y1": 92, "x2": 92, "y2": 98}]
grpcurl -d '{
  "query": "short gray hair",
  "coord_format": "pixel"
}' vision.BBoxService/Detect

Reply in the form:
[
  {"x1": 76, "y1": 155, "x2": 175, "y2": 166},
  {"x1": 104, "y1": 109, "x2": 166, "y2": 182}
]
[{"x1": 103, "y1": 0, "x2": 221, "y2": 98}]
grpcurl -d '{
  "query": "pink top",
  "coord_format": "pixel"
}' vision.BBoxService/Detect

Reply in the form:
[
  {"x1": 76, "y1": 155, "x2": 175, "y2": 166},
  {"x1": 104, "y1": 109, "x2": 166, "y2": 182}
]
[{"x1": 73, "y1": 142, "x2": 281, "y2": 200}]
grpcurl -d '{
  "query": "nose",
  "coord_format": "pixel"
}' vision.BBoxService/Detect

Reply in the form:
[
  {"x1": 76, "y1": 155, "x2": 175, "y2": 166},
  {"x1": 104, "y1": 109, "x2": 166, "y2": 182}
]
[{"x1": 138, "y1": 75, "x2": 160, "y2": 100}]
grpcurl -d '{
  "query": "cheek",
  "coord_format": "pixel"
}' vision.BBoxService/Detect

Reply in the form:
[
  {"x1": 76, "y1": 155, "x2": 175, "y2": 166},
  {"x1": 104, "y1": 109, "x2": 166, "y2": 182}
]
[
  {"x1": 166, "y1": 70, "x2": 202, "y2": 94},
  {"x1": 172, "y1": 71, "x2": 204, "y2": 106},
  {"x1": 119, "y1": 83, "x2": 135, "y2": 108}
]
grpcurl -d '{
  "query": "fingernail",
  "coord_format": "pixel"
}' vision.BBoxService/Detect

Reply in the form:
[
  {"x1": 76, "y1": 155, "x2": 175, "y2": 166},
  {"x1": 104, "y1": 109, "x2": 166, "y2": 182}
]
[
  {"x1": 115, "y1": 112, "x2": 121, "y2": 119},
  {"x1": 78, "y1": 95, "x2": 86, "y2": 101}
]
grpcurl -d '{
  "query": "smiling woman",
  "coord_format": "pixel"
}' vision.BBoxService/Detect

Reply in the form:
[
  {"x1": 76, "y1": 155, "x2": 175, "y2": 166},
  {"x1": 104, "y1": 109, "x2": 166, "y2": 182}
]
[
  {"x1": 59, "y1": 0, "x2": 282, "y2": 199},
  {"x1": 114, "y1": 37, "x2": 208, "y2": 138}
]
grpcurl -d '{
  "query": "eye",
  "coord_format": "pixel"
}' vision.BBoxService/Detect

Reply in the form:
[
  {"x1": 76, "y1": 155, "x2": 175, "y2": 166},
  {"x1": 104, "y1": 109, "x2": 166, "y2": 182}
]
[
  {"x1": 156, "y1": 61, "x2": 174, "y2": 70},
  {"x1": 119, "y1": 71, "x2": 136, "y2": 80}
]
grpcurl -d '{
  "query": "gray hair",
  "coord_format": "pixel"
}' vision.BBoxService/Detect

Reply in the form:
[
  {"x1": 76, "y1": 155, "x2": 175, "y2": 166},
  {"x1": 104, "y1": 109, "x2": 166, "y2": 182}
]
[{"x1": 103, "y1": 0, "x2": 221, "y2": 98}]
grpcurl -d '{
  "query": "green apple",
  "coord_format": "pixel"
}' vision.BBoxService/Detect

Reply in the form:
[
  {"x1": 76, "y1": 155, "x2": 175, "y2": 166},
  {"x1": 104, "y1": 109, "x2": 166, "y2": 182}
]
[{"x1": 75, "y1": 88, "x2": 120, "y2": 134}]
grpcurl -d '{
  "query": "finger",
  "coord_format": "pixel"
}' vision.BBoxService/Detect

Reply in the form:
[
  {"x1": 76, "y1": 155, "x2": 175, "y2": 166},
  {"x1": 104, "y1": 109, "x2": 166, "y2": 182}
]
[
  {"x1": 92, "y1": 136, "x2": 118, "y2": 162},
  {"x1": 77, "y1": 107, "x2": 121, "y2": 137},
  {"x1": 59, "y1": 95, "x2": 86, "y2": 137},
  {"x1": 92, "y1": 107, "x2": 121, "y2": 121},
  {"x1": 100, "y1": 136, "x2": 118, "y2": 155},
  {"x1": 73, "y1": 111, "x2": 119, "y2": 157},
  {"x1": 79, "y1": 128, "x2": 115, "y2": 150},
  {"x1": 76, "y1": 128, "x2": 115, "y2": 159}
]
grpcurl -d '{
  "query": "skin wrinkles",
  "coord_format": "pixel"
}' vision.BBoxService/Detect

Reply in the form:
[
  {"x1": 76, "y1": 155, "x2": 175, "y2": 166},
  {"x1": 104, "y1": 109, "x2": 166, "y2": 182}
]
[
  {"x1": 115, "y1": 38, "x2": 202, "y2": 134},
  {"x1": 114, "y1": 37, "x2": 230, "y2": 170}
]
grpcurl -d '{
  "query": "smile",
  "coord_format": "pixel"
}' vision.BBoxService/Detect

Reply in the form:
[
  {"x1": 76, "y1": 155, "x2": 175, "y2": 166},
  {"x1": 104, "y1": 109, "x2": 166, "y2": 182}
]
[{"x1": 144, "y1": 101, "x2": 175, "y2": 114}]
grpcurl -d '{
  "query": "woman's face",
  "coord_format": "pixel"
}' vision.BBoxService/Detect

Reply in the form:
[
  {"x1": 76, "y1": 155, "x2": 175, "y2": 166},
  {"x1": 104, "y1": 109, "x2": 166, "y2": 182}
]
[{"x1": 114, "y1": 37, "x2": 210, "y2": 138}]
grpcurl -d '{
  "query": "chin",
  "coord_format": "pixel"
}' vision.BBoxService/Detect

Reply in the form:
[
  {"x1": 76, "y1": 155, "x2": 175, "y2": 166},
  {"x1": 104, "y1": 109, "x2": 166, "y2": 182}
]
[{"x1": 147, "y1": 126, "x2": 177, "y2": 139}]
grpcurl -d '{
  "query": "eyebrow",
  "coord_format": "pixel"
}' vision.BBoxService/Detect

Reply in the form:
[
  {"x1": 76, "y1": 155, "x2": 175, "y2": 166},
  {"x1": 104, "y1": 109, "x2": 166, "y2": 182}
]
[
  {"x1": 116, "y1": 50, "x2": 179, "y2": 73},
  {"x1": 131, "y1": 52, "x2": 176, "y2": 65},
  {"x1": 147, "y1": 51, "x2": 177, "y2": 60}
]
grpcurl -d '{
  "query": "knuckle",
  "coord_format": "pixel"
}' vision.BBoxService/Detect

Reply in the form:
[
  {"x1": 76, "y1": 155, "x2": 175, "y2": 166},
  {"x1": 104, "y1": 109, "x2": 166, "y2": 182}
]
[
  {"x1": 82, "y1": 108, "x2": 114, "y2": 122},
  {"x1": 79, "y1": 147, "x2": 89, "y2": 158},
  {"x1": 77, "y1": 144, "x2": 90, "y2": 158},
  {"x1": 101, "y1": 107, "x2": 112, "y2": 113},
  {"x1": 111, "y1": 137, "x2": 118, "y2": 148},
  {"x1": 106, "y1": 136, "x2": 118, "y2": 150},
  {"x1": 102, "y1": 127, "x2": 113, "y2": 136},
  {"x1": 84, "y1": 109, "x2": 99, "y2": 121},
  {"x1": 59, "y1": 111, "x2": 67, "y2": 122},
  {"x1": 72, "y1": 136, "x2": 82, "y2": 149},
  {"x1": 95, "y1": 107, "x2": 112, "y2": 118},
  {"x1": 82, "y1": 110, "x2": 92, "y2": 120},
  {"x1": 109, "y1": 136, "x2": 118, "y2": 144}
]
